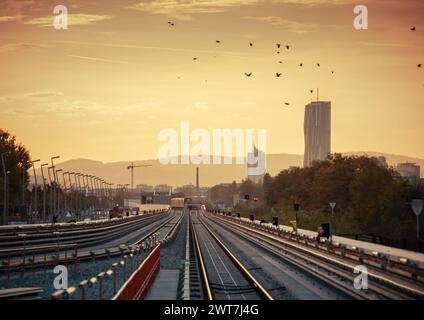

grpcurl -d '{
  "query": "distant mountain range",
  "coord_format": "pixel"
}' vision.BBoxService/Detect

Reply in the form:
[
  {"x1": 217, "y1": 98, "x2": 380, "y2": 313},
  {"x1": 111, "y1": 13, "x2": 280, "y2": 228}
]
[{"x1": 31, "y1": 152, "x2": 424, "y2": 187}]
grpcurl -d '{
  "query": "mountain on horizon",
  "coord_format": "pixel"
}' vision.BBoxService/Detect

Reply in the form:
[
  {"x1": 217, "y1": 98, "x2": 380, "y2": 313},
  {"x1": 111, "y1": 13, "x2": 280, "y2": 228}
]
[{"x1": 31, "y1": 152, "x2": 424, "y2": 187}]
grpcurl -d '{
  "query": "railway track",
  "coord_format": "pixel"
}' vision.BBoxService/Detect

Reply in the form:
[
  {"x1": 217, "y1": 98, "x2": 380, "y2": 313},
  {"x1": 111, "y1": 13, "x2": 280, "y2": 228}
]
[
  {"x1": 0, "y1": 211, "x2": 177, "y2": 272},
  {"x1": 206, "y1": 212, "x2": 424, "y2": 300},
  {"x1": 190, "y1": 210, "x2": 273, "y2": 300}
]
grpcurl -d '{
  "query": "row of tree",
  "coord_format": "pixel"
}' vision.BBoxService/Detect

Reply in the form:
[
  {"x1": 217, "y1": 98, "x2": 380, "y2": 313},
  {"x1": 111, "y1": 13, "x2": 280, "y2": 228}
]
[{"x1": 207, "y1": 154, "x2": 424, "y2": 240}]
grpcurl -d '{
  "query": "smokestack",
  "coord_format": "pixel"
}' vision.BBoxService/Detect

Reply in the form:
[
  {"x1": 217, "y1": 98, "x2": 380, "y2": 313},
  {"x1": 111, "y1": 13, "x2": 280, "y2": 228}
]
[{"x1": 196, "y1": 167, "x2": 199, "y2": 194}]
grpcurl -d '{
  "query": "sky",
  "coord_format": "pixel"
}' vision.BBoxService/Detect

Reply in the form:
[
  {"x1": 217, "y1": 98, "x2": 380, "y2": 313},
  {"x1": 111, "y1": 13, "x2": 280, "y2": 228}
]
[{"x1": 0, "y1": 0, "x2": 423, "y2": 163}]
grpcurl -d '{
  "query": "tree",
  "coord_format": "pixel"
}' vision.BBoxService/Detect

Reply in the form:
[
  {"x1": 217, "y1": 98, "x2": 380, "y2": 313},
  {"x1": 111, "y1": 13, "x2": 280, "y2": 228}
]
[{"x1": 0, "y1": 129, "x2": 32, "y2": 224}]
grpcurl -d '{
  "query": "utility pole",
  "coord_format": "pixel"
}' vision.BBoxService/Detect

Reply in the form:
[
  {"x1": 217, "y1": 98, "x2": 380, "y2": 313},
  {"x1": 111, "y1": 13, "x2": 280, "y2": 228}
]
[
  {"x1": 31, "y1": 159, "x2": 40, "y2": 221},
  {"x1": 40, "y1": 163, "x2": 48, "y2": 222},
  {"x1": 126, "y1": 162, "x2": 152, "y2": 190}
]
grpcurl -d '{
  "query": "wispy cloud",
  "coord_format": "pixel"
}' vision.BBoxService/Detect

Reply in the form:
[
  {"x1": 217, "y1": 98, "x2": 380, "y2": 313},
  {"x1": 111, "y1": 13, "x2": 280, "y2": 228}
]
[
  {"x1": 0, "y1": 42, "x2": 45, "y2": 53},
  {"x1": 67, "y1": 54, "x2": 143, "y2": 66},
  {"x1": 243, "y1": 15, "x2": 317, "y2": 34},
  {"x1": 127, "y1": 0, "x2": 258, "y2": 20},
  {"x1": 0, "y1": 90, "x2": 62, "y2": 102},
  {"x1": 25, "y1": 14, "x2": 112, "y2": 27},
  {"x1": 0, "y1": 15, "x2": 26, "y2": 22},
  {"x1": 53, "y1": 40, "x2": 248, "y2": 57}
]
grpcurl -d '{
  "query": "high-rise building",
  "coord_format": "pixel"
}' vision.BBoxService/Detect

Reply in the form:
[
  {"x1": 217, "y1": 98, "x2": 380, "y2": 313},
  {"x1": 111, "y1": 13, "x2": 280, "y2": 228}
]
[
  {"x1": 247, "y1": 144, "x2": 265, "y2": 184},
  {"x1": 396, "y1": 162, "x2": 421, "y2": 185},
  {"x1": 303, "y1": 100, "x2": 331, "y2": 167}
]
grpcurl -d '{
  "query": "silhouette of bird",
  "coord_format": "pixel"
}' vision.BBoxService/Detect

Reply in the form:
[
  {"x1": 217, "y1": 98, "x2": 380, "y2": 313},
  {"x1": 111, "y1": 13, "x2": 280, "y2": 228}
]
[
  {"x1": 278, "y1": 61, "x2": 283, "y2": 64},
  {"x1": 277, "y1": 43, "x2": 281, "y2": 48},
  {"x1": 299, "y1": 63, "x2": 303, "y2": 67},
  {"x1": 276, "y1": 73, "x2": 282, "y2": 77},
  {"x1": 286, "y1": 45, "x2": 290, "y2": 50},
  {"x1": 216, "y1": 40, "x2": 220, "y2": 43},
  {"x1": 249, "y1": 42, "x2": 253, "y2": 47},
  {"x1": 277, "y1": 51, "x2": 281, "y2": 54},
  {"x1": 244, "y1": 72, "x2": 252, "y2": 77},
  {"x1": 418, "y1": 64, "x2": 422, "y2": 68},
  {"x1": 167, "y1": 21, "x2": 174, "y2": 26},
  {"x1": 331, "y1": 71, "x2": 334, "y2": 74},
  {"x1": 193, "y1": 57, "x2": 197, "y2": 61},
  {"x1": 317, "y1": 63, "x2": 320, "y2": 67},
  {"x1": 284, "y1": 102, "x2": 290, "y2": 106},
  {"x1": 411, "y1": 26, "x2": 416, "y2": 31},
  {"x1": 310, "y1": 89, "x2": 314, "y2": 94}
]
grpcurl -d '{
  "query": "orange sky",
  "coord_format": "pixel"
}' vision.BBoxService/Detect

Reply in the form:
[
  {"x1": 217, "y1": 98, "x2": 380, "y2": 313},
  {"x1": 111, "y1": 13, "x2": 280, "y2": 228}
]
[{"x1": 0, "y1": 0, "x2": 423, "y2": 163}]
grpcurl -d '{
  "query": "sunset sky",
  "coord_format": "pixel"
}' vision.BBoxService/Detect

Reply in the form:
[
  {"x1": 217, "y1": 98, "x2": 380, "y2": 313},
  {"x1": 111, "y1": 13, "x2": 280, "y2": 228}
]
[{"x1": 1, "y1": 0, "x2": 423, "y2": 163}]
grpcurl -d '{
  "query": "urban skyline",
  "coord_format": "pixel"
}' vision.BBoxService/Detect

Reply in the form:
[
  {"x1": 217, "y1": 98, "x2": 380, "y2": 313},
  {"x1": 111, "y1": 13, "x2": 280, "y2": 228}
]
[{"x1": 0, "y1": 0, "x2": 423, "y2": 163}]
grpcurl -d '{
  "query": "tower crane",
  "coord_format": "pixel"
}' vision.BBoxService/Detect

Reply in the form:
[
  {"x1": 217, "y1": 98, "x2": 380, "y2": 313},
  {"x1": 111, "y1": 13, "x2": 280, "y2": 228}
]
[{"x1": 126, "y1": 162, "x2": 152, "y2": 190}]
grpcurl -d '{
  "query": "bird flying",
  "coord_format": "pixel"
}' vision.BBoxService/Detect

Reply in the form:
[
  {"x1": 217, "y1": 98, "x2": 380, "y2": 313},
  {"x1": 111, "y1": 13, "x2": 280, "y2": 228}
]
[
  {"x1": 244, "y1": 72, "x2": 252, "y2": 77},
  {"x1": 276, "y1": 73, "x2": 282, "y2": 77}
]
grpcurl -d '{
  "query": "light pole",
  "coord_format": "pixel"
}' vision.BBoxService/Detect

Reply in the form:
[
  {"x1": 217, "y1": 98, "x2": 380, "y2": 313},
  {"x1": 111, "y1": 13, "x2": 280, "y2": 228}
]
[
  {"x1": 329, "y1": 202, "x2": 336, "y2": 217},
  {"x1": 40, "y1": 163, "x2": 48, "y2": 222},
  {"x1": 62, "y1": 171, "x2": 68, "y2": 215},
  {"x1": 55, "y1": 169, "x2": 63, "y2": 216},
  {"x1": 30, "y1": 159, "x2": 40, "y2": 222},
  {"x1": 67, "y1": 172, "x2": 74, "y2": 215},
  {"x1": 50, "y1": 155, "x2": 60, "y2": 216},
  {"x1": 47, "y1": 166, "x2": 53, "y2": 219},
  {"x1": 124, "y1": 184, "x2": 130, "y2": 209},
  {"x1": 76, "y1": 173, "x2": 84, "y2": 218},
  {"x1": 1, "y1": 152, "x2": 10, "y2": 225},
  {"x1": 412, "y1": 199, "x2": 423, "y2": 239}
]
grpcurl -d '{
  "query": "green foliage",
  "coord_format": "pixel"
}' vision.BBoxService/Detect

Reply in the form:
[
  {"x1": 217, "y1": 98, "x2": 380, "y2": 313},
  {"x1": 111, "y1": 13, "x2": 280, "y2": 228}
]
[
  {"x1": 262, "y1": 154, "x2": 422, "y2": 239},
  {"x1": 0, "y1": 129, "x2": 32, "y2": 209}
]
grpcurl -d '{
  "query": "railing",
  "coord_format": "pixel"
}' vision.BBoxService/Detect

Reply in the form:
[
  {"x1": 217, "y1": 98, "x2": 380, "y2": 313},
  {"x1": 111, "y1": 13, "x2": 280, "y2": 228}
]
[
  {"x1": 338, "y1": 234, "x2": 424, "y2": 253},
  {"x1": 113, "y1": 243, "x2": 160, "y2": 300},
  {"x1": 51, "y1": 234, "x2": 159, "y2": 300}
]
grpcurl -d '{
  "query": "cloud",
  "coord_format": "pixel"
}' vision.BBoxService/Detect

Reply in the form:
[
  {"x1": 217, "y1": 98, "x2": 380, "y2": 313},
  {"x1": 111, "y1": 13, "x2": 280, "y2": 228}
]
[
  {"x1": 0, "y1": 42, "x2": 45, "y2": 53},
  {"x1": 66, "y1": 54, "x2": 142, "y2": 66},
  {"x1": 0, "y1": 15, "x2": 26, "y2": 22},
  {"x1": 243, "y1": 15, "x2": 317, "y2": 34},
  {"x1": 127, "y1": 0, "x2": 258, "y2": 20},
  {"x1": 0, "y1": 91, "x2": 62, "y2": 102},
  {"x1": 25, "y1": 14, "x2": 112, "y2": 27},
  {"x1": 24, "y1": 91, "x2": 63, "y2": 98}
]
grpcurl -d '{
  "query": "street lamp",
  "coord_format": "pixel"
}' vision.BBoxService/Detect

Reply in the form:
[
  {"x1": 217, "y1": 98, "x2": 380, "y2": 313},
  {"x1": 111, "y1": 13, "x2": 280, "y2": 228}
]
[
  {"x1": 50, "y1": 156, "x2": 60, "y2": 216},
  {"x1": 30, "y1": 159, "x2": 41, "y2": 222},
  {"x1": 40, "y1": 163, "x2": 49, "y2": 222},
  {"x1": 329, "y1": 202, "x2": 336, "y2": 217},
  {"x1": 55, "y1": 169, "x2": 63, "y2": 216},
  {"x1": 62, "y1": 171, "x2": 69, "y2": 215},
  {"x1": 67, "y1": 172, "x2": 74, "y2": 215}
]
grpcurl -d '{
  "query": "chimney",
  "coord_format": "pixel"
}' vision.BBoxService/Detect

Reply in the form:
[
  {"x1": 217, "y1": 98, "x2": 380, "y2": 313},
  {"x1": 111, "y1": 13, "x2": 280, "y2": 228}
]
[{"x1": 196, "y1": 167, "x2": 199, "y2": 195}]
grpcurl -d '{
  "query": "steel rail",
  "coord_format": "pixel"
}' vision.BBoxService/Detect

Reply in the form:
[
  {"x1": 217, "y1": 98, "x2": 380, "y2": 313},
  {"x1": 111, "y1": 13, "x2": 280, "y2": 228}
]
[
  {"x1": 196, "y1": 213, "x2": 273, "y2": 300},
  {"x1": 191, "y1": 213, "x2": 213, "y2": 300},
  {"x1": 210, "y1": 213, "x2": 424, "y2": 300},
  {"x1": 0, "y1": 213, "x2": 177, "y2": 272}
]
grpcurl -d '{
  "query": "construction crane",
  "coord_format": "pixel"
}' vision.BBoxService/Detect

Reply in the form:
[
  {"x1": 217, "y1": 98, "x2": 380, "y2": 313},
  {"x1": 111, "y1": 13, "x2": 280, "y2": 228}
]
[{"x1": 126, "y1": 162, "x2": 152, "y2": 190}]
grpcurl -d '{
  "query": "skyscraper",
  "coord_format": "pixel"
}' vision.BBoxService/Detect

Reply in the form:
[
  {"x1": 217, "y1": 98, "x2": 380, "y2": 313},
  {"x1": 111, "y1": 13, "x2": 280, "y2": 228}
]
[{"x1": 303, "y1": 101, "x2": 331, "y2": 167}]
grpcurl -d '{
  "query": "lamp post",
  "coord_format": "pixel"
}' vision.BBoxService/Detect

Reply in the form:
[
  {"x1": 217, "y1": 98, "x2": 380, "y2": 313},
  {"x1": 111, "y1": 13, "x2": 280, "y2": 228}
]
[
  {"x1": 124, "y1": 184, "x2": 130, "y2": 209},
  {"x1": 68, "y1": 172, "x2": 74, "y2": 215},
  {"x1": 412, "y1": 199, "x2": 423, "y2": 239},
  {"x1": 40, "y1": 163, "x2": 48, "y2": 222},
  {"x1": 62, "y1": 171, "x2": 68, "y2": 215},
  {"x1": 1, "y1": 152, "x2": 10, "y2": 225},
  {"x1": 55, "y1": 169, "x2": 63, "y2": 216},
  {"x1": 30, "y1": 159, "x2": 40, "y2": 222},
  {"x1": 50, "y1": 156, "x2": 60, "y2": 215}
]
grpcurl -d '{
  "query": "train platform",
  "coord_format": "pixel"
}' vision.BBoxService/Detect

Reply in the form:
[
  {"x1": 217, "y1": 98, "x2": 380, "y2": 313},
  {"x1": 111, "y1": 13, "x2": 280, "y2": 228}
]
[
  {"x1": 145, "y1": 269, "x2": 180, "y2": 300},
  {"x1": 242, "y1": 218, "x2": 424, "y2": 267}
]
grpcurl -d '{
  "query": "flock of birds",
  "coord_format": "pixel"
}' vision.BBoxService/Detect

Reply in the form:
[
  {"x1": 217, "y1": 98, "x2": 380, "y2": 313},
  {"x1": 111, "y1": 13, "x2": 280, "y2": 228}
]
[{"x1": 167, "y1": 21, "x2": 422, "y2": 106}]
